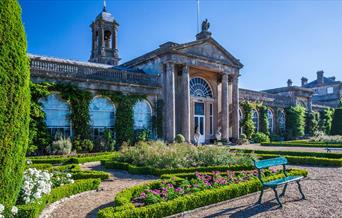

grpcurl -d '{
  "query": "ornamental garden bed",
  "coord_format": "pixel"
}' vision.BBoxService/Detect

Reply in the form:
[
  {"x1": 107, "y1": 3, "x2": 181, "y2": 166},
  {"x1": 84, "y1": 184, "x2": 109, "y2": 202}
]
[
  {"x1": 262, "y1": 136, "x2": 342, "y2": 148},
  {"x1": 97, "y1": 168, "x2": 307, "y2": 218}
]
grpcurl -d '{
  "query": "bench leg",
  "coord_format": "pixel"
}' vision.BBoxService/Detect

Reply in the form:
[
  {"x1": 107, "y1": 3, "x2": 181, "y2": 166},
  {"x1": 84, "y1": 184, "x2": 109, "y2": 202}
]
[
  {"x1": 272, "y1": 187, "x2": 282, "y2": 207},
  {"x1": 279, "y1": 184, "x2": 287, "y2": 198},
  {"x1": 296, "y1": 181, "x2": 306, "y2": 199},
  {"x1": 256, "y1": 188, "x2": 264, "y2": 204}
]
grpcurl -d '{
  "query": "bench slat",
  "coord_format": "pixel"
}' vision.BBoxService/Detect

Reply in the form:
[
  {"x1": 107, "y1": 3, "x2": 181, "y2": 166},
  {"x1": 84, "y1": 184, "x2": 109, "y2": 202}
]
[
  {"x1": 264, "y1": 175, "x2": 303, "y2": 187},
  {"x1": 254, "y1": 157, "x2": 288, "y2": 169}
]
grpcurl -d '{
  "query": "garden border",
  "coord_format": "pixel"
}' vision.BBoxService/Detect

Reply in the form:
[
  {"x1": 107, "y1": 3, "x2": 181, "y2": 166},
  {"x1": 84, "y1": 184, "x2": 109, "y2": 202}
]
[{"x1": 97, "y1": 169, "x2": 307, "y2": 218}]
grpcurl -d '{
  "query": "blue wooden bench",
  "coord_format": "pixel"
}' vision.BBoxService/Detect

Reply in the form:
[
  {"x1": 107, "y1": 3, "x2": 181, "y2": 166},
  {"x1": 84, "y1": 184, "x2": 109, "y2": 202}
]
[{"x1": 253, "y1": 157, "x2": 305, "y2": 207}]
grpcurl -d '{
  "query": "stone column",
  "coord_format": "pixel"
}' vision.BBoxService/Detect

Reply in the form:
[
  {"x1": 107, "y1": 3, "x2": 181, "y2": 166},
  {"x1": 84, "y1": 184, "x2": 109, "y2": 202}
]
[
  {"x1": 165, "y1": 63, "x2": 176, "y2": 142},
  {"x1": 182, "y1": 65, "x2": 191, "y2": 142},
  {"x1": 221, "y1": 73, "x2": 229, "y2": 141},
  {"x1": 232, "y1": 73, "x2": 240, "y2": 139}
]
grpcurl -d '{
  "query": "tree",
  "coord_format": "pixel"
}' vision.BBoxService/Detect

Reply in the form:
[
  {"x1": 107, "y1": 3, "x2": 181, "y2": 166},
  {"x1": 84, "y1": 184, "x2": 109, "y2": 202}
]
[
  {"x1": 285, "y1": 106, "x2": 306, "y2": 140},
  {"x1": 331, "y1": 100, "x2": 342, "y2": 135},
  {"x1": 0, "y1": 0, "x2": 31, "y2": 213}
]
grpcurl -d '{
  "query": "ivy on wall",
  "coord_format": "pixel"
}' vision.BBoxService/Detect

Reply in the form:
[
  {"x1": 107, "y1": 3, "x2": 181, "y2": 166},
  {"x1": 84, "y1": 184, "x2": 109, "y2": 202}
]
[
  {"x1": 240, "y1": 101, "x2": 255, "y2": 139},
  {"x1": 258, "y1": 105, "x2": 269, "y2": 136},
  {"x1": 285, "y1": 105, "x2": 306, "y2": 140}
]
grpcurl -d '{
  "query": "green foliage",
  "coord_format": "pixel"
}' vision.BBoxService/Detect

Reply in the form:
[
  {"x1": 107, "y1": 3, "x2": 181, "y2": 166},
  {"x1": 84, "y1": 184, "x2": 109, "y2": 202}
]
[
  {"x1": 152, "y1": 99, "x2": 164, "y2": 138},
  {"x1": 305, "y1": 111, "x2": 319, "y2": 136},
  {"x1": 258, "y1": 105, "x2": 269, "y2": 135},
  {"x1": 102, "y1": 160, "x2": 254, "y2": 176},
  {"x1": 319, "y1": 108, "x2": 334, "y2": 135},
  {"x1": 47, "y1": 138, "x2": 72, "y2": 155},
  {"x1": 262, "y1": 141, "x2": 342, "y2": 148},
  {"x1": 0, "y1": 0, "x2": 31, "y2": 212},
  {"x1": 17, "y1": 179, "x2": 100, "y2": 218},
  {"x1": 285, "y1": 105, "x2": 306, "y2": 140},
  {"x1": 28, "y1": 82, "x2": 51, "y2": 155},
  {"x1": 54, "y1": 84, "x2": 92, "y2": 140},
  {"x1": 174, "y1": 134, "x2": 185, "y2": 143},
  {"x1": 252, "y1": 132, "x2": 270, "y2": 143},
  {"x1": 97, "y1": 170, "x2": 307, "y2": 218},
  {"x1": 134, "y1": 129, "x2": 150, "y2": 142},
  {"x1": 118, "y1": 141, "x2": 254, "y2": 169},
  {"x1": 331, "y1": 106, "x2": 342, "y2": 135},
  {"x1": 258, "y1": 154, "x2": 342, "y2": 166},
  {"x1": 240, "y1": 101, "x2": 255, "y2": 139},
  {"x1": 71, "y1": 171, "x2": 110, "y2": 181}
]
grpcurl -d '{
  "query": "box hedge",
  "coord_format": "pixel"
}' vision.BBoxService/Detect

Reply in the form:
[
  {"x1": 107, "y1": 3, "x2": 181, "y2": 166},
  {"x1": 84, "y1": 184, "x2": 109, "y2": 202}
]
[
  {"x1": 97, "y1": 169, "x2": 307, "y2": 218},
  {"x1": 17, "y1": 178, "x2": 100, "y2": 218},
  {"x1": 262, "y1": 141, "x2": 342, "y2": 148},
  {"x1": 102, "y1": 160, "x2": 254, "y2": 176},
  {"x1": 0, "y1": 0, "x2": 31, "y2": 212}
]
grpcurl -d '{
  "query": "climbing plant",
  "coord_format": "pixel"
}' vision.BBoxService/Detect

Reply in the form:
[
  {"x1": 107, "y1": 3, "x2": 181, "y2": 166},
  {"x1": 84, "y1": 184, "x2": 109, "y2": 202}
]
[
  {"x1": 258, "y1": 105, "x2": 269, "y2": 136},
  {"x1": 0, "y1": 0, "x2": 31, "y2": 213},
  {"x1": 285, "y1": 105, "x2": 306, "y2": 140},
  {"x1": 319, "y1": 108, "x2": 334, "y2": 135},
  {"x1": 240, "y1": 101, "x2": 255, "y2": 139},
  {"x1": 305, "y1": 111, "x2": 319, "y2": 136}
]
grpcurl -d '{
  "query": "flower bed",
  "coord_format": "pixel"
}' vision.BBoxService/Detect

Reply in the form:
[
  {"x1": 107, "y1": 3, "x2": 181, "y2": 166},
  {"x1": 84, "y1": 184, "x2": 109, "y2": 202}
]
[
  {"x1": 18, "y1": 178, "x2": 100, "y2": 218},
  {"x1": 102, "y1": 159, "x2": 254, "y2": 176},
  {"x1": 97, "y1": 169, "x2": 307, "y2": 218}
]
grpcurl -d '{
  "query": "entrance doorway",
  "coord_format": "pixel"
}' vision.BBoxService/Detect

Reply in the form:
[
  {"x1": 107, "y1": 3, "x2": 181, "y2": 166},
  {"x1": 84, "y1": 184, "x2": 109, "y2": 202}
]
[{"x1": 194, "y1": 102, "x2": 205, "y2": 144}]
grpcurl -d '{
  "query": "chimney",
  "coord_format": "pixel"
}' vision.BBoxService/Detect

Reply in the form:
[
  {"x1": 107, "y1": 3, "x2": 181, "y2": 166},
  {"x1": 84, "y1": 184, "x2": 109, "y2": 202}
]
[
  {"x1": 301, "y1": 77, "x2": 308, "y2": 87},
  {"x1": 287, "y1": 79, "x2": 293, "y2": 87},
  {"x1": 317, "y1": 70, "x2": 324, "y2": 84}
]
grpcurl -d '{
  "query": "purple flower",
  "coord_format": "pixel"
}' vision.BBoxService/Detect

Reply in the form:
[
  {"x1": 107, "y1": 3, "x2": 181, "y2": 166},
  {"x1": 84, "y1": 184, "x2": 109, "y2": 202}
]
[
  {"x1": 140, "y1": 192, "x2": 147, "y2": 199},
  {"x1": 167, "y1": 183, "x2": 174, "y2": 188},
  {"x1": 175, "y1": 187, "x2": 183, "y2": 192}
]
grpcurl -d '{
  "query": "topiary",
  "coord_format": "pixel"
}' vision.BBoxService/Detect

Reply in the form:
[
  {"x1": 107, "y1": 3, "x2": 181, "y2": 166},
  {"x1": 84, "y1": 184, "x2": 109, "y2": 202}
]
[
  {"x1": 252, "y1": 132, "x2": 270, "y2": 143},
  {"x1": 285, "y1": 105, "x2": 306, "y2": 140},
  {"x1": 305, "y1": 111, "x2": 319, "y2": 136},
  {"x1": 175, "y1": 134, "x2": 185, "y2": 143},
  {"x1": 240, "y1": 101, "x2": 255, "y2": 139},
  {"x1": 258, "y1": 105, "x2": 269, "y2": 136},
  {"x1": 331, "y1": 101, "x2": 342, "y2": 135},
  {"x1": 0, "y1": 0, "x2": 31, "y2": 213}
]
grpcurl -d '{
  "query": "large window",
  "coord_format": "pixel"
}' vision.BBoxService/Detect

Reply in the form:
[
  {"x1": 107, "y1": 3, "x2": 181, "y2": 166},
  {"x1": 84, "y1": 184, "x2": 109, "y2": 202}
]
[
  {"x1": 133, "y1": 100, "x2": 152, "y2": 130},
  {"x1": 252, "y1": 109, "x2": 259, "y2": 131},
  {"x1": 89, "y1": 97, "x2": 115, "y2": 139},
  {"x1": 267, "y1": 109, "x2": 274, "y2": 133},
  {"x1": 190, "y1": 77, "x2": 213, "y2": 98},
  {"x1": 40, "y1": 94, "x2": 71, "y2": 139},
  {"x1": 278, "y1": 111, "x2": 286, "y2": 133}
]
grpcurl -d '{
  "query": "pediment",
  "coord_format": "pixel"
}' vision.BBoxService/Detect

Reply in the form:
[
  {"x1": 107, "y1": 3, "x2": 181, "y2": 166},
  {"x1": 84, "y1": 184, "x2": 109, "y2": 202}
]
[{"x1": 175, "y1": 39, "x2": 242, "y2": 67}]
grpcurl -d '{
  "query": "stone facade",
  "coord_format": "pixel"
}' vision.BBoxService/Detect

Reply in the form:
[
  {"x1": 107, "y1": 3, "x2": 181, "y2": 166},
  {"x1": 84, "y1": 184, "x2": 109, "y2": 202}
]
[{"x1": 29, "y1": 7, "x2": 336, "y2": 143}]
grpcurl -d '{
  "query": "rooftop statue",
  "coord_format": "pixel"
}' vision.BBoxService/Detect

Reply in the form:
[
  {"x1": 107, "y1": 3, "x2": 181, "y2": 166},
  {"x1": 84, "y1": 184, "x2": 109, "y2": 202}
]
[{"x1": 202, "y1": 19, "x2": 210, "y2": 32}]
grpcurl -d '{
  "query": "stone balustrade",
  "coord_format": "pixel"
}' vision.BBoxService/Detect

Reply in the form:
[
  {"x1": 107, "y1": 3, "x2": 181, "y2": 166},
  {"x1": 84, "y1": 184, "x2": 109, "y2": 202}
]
[{"x1": 30, "y1": 57, "x2": 160, "y2": 87}]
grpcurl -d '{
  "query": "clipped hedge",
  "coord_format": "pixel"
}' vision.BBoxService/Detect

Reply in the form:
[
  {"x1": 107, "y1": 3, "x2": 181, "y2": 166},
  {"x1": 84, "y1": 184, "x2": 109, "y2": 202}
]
[
  {"x1": 29, "y1": 152, "x2": 119, "y2": 164},
  {"x1": 102, "y1": 160, "x2": 253, "y2": 176},
  {"x1": 25, "y1": 163, "x2": 53, "y2": 170},
  {"x1": 98, "y1": 169, "x2": 307, "y2": 218},
  {"x1": 0, "y1": 0, "x2": 31, "y2": 212},
  {"x1": 17, "y1": 178, "x2": 100, "y2": 218},
  {"x1": 258, "y1": 154, "x2": 342, "y2": 166},
  {"x1": 262, "y1": 141, "x2": 342, "y2": 148},
  {"x1": 72, "y1": 171, "x2": 110, "y2": 181}
]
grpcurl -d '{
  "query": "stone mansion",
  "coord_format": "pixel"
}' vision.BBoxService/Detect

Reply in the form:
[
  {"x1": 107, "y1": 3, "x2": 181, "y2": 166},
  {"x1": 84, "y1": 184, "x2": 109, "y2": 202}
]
[{"x1": 30, "y1": 6, "x2": 342, "y2": 144}]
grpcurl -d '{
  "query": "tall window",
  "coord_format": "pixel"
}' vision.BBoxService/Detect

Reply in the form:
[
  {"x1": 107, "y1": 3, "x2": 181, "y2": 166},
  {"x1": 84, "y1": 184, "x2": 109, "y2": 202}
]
[
  {"x1": 40, "y1": 94, "x2": 71, "y2": 139},
  {"x1": 267, "y1": 109, "x2": 274, "y2": 133},
  {"x1": 190, "y1": 77, "x2": 213, "y2": 98},
  {"x1": 279, "y1": 111, "x2": 286, "y2": 133},
  {"x1": 209, "y1": 103, "x2": 213, "y2": 135},
  {"x1": 133, "y1": 100, "x2": 152, "y2": 130},
  {"x1": 89, "y1": 97, "x2": 115, "y2": 139},
  {"x1": 252, "y1": 109, "x2": 259, "y2": 131}
]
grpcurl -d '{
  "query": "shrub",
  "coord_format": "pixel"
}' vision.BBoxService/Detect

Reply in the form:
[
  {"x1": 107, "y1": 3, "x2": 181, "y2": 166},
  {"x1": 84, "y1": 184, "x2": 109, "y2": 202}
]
[
  {"x1": 252, "y1": 132, "x2": 270, "y2": 143},
  {"x1": 258, "y1": 106, "x2": 269, "y2": 135},
  {"x1": 236, "y1": 134, "x2": 249, "y2": 145},
  {"x1": 309, "y1": 135, "x2": 342, "y2": 144},
  {"x1": 134, "y1": 129, "x2": 150, "y2": 142},
  {"x1": 240, "y1": 102, "x2": 255, "y2": 139},
  {"x1": 118, "y1": 141, "x2": 254, "y2": 169},
  {"x1": 174, "y1": 134, "x2": 185, "y2": 143},
  {"x1": 48, "y1": 138, "x2": 72, "y2": 155},
  {"x1": 0, "y1": 0, "x2": 31, "y2": 213},
  {"x1": 305, "y1": 111, "x2": 319, "y2": 136},
  {"x1": 331, "y1": 102, "x2": 342, "y2": 135},
  {"x1": 285, "y1": 106, "x2": 306, "y2": 140},
  {"x1": 319, "y1": 108, "x2": 334, "y2": 135}
]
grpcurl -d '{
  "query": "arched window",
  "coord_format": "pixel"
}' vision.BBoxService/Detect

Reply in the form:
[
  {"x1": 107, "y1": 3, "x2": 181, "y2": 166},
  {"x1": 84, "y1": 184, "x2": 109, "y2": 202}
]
[
  {"x1": 252, "y1": 109, "x2": 259, "y2": 131},
  {"x1": 190, "y1": 77, "x2": 213, "y2": 98},
  {"x1": 40, "y1": 94, "x2": 71, "y2": 139},
  {"x1": 89, "y1": 97, "x2": 115, "y2": 138},
  {"x1": 278, "y1": 111, "x2": 286, "y2": 133},
  {"x1": 267, "y1": 109, "x2": 274, "y2": 133},
  {"x1": 133, "y1": 100, "x2": 152, "y2": 130}
]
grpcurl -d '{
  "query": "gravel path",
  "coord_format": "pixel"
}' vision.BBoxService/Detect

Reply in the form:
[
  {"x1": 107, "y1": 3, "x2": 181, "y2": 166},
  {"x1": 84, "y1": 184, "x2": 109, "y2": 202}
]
[
  {"x1": 232, "y1": 144, "x2": 342, "y2": 153},
  {"x1": 40, "y1": 162, "x2": 156, "y2": 218},
  {"x1": 183, "y1": 166, "x2": 342, "y2": 218}
]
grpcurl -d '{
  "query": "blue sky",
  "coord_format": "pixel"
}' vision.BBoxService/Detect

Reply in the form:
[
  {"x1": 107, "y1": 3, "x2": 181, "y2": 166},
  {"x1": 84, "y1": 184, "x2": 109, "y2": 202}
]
[{"x1": 20, "y1": 0, "x2": 342, "y2": 90}]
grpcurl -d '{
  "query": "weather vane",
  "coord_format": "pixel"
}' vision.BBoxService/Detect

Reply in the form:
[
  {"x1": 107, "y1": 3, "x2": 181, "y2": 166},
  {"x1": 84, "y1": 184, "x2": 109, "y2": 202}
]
[{"x1": 103, "y1": 0, "x2": 107, "y2": 12}]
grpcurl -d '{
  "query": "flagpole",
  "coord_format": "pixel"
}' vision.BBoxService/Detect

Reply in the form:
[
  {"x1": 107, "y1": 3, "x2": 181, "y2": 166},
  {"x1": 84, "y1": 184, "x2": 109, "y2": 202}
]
[{"x1": 197, "y1": 0, "x2": 200, "y2": 33}]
